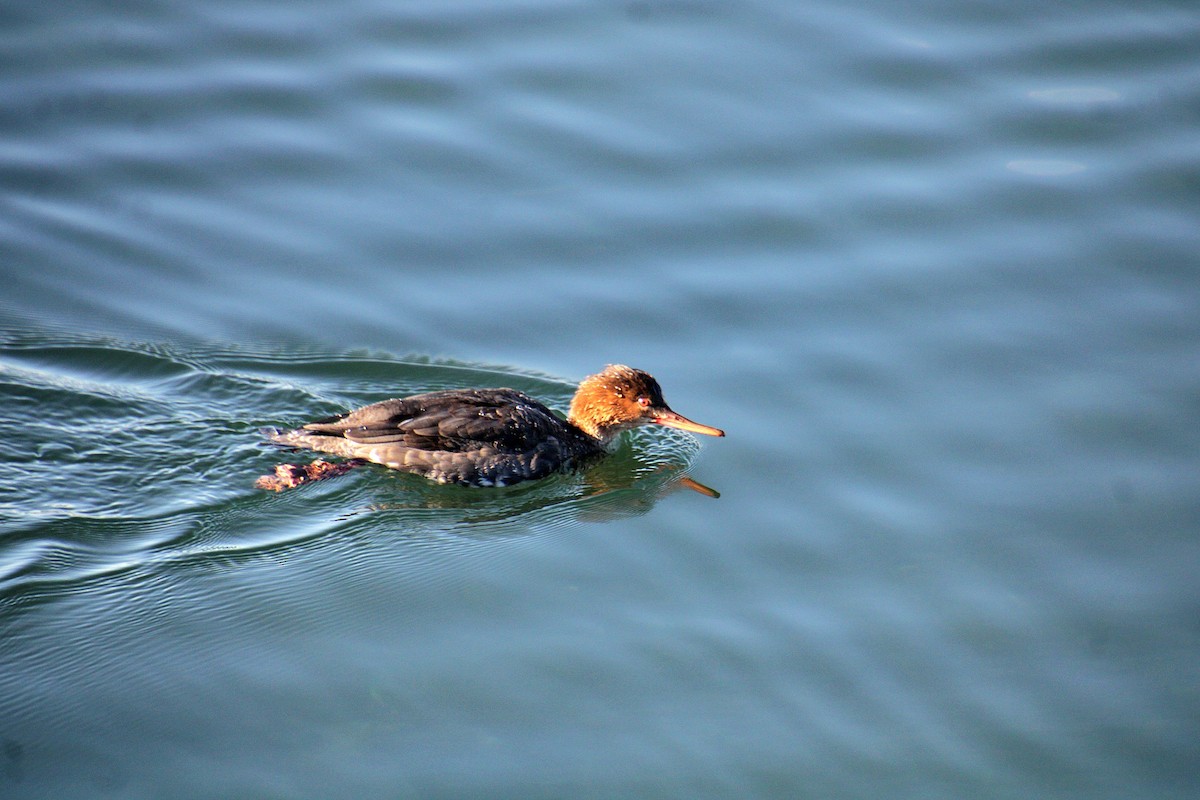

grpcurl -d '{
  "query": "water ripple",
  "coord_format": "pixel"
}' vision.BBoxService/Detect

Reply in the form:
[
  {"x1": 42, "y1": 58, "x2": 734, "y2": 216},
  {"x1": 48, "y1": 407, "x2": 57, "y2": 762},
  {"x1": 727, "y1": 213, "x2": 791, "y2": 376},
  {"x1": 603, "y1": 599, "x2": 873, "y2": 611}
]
[{"x1": 0, "y1": 333, "x2": 715, "y2": 602}]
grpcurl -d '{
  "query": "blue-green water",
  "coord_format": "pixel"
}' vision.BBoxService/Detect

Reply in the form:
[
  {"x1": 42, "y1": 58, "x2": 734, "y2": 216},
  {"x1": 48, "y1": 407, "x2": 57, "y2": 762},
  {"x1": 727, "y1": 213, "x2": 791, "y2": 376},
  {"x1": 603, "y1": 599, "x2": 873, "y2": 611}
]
[{"x1": 2, "y1": 1, "x2": 1198, "y2": 797}]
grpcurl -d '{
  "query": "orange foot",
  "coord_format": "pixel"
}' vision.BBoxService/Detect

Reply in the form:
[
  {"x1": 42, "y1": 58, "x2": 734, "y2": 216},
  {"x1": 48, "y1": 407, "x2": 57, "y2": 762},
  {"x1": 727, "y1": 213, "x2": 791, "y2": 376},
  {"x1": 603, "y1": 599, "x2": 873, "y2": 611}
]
[{"x1": 255, "y1": 459, "x2": 364, "y2": 491}]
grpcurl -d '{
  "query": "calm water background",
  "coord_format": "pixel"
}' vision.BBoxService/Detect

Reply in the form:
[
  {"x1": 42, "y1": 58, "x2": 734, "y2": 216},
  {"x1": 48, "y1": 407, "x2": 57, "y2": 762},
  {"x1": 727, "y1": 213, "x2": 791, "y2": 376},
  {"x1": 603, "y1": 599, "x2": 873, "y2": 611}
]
[{"x1": 2, "y1": 1, "x2": 1198, "y2": 797}]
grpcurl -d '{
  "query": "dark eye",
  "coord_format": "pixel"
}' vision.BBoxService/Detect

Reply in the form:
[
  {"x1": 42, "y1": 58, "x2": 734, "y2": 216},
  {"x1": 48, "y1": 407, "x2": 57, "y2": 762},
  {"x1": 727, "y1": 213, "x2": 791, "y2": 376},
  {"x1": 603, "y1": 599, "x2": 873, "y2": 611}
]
[{"x1": 636, "y1": 395, "x2": 651, "y2": 408}]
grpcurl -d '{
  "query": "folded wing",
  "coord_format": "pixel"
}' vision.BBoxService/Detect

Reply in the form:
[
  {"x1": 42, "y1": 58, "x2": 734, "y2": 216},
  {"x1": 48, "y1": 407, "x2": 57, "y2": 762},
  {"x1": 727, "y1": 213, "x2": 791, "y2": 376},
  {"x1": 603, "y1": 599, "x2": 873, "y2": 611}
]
[{"x1": 301, "y1": 389, "x2": 566, "y2": 453}]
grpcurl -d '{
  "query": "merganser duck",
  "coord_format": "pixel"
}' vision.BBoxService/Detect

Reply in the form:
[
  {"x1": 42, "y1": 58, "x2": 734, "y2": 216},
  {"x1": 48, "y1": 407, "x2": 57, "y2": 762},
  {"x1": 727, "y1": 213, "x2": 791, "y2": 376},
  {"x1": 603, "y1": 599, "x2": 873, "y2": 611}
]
[{"x1": 262, "y1": 364, "x2": 724, "y2": 487}]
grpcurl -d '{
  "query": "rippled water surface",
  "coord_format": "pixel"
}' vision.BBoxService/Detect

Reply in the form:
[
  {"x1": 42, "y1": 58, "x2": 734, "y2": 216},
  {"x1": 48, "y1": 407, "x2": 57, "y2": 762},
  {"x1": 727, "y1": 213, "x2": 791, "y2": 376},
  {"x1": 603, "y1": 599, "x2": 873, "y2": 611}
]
[{"x1": 2, "y1": 1, "x2": 1198, "y2": 798}]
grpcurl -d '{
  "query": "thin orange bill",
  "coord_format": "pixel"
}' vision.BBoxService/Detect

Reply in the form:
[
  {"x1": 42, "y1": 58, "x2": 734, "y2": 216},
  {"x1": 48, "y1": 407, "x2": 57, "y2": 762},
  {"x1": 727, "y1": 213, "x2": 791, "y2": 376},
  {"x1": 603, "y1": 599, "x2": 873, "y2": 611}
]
[{"x1": 652, "y1": 409, "x2": 725, "y2": 437}]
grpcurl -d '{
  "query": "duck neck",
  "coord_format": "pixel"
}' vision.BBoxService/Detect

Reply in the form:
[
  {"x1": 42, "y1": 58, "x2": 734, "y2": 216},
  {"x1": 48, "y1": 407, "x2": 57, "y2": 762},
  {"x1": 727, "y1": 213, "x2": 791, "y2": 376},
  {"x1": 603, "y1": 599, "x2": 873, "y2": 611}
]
[
  {"x1": 565, "y1": 412, "x2": 607, "y2": 443},
  {"x1": 566, "y1": 397, "x2": 624, "y2": 445}
]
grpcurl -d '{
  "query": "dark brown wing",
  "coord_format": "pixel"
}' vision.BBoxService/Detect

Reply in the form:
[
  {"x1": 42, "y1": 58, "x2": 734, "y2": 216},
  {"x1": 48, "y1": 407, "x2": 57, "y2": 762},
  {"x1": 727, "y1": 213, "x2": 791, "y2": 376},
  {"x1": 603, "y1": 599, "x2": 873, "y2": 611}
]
[{"x1": 301, "y1": 388, "x2": 568, "y2": 453}]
